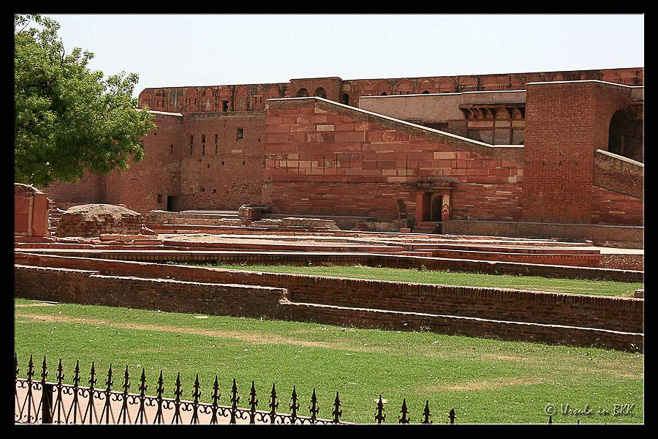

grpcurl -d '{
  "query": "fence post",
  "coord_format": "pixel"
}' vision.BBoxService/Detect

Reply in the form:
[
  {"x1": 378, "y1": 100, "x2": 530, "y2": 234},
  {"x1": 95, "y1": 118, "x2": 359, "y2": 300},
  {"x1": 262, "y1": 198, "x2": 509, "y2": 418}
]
[
  {"x1": 40, "y1": 356, "x2": 51, "y2": 424},
  {"x1": 375, "y1": 395, "x2": 386, "y2": 424},
  {"x1": 41, "y1": 382, "x2": 54, "y2": 424}
]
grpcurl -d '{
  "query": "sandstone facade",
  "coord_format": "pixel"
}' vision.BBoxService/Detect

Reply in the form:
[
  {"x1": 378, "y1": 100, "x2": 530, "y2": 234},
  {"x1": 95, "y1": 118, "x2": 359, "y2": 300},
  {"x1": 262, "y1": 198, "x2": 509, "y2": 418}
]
[{"x1": 40, "y1": 67, "x2": 644, "y2": 239}]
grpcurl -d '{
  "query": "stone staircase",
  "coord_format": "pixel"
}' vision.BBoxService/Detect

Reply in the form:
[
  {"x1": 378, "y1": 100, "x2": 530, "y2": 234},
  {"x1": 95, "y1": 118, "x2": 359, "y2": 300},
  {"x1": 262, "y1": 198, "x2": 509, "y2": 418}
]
[{"x1": 413, "y1": 221, "x2": 440, "y2": 234}]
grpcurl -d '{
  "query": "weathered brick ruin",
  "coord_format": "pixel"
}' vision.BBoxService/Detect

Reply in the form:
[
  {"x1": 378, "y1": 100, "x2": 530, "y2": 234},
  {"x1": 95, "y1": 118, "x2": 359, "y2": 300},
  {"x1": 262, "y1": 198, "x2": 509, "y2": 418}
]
[{"x1": 56, "y1": 204, "x2": 145, "y2": 238}]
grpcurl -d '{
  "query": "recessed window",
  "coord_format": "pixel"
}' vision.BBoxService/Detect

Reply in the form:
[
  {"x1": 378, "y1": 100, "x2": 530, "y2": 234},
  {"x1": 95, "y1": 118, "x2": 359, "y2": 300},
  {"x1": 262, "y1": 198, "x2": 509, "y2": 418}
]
[
  {"x1": 237, "y1": 128, "x2": 244, "y2": 140},
  {"x1": 170, "y1": 144, "x2": 174, "y2": 154}
]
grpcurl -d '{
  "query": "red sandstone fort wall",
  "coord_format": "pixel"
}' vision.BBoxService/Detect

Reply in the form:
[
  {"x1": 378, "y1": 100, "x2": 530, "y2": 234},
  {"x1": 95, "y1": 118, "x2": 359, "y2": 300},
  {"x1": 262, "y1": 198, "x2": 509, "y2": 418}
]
[
  {"x1": 41, "y1": 112, "x2": 184, "y2": 214},
  {"x1": 177, "y1": 112, "x2": 265, "y2": 210},
  {"x1": 138, "y1": 68, "x2": 642, "y2": 113},
  {"x1": 38, "y1": 69, "x2": 643, "y2": 230},
  {"x1": 263, "y1": 98, "x2": 525, "y2": 222},
  {"x1": 105, "y1": 112, "x2": 184, "y2": 213},
  {"x1": 41, "y1": 172, "x2": 106, "y2": 208},
  {"x1": 40, "y1": 111, "x2": 266, "y2": 215}
]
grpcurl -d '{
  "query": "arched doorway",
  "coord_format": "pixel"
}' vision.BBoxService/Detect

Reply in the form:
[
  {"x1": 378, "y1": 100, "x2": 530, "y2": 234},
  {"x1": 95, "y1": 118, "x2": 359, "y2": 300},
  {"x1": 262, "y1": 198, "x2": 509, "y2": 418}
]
[
  {"x1": 296, "y1": 88, "x2": 309, "y2": 97},
  {"x1": 414, "y1": 182, "x2": 453, "y2": 234},
  {"x1": 314, "y1": 87, "x2": 327, "y2": 98},
  {"x1": 609, "y1": 108, "x2": 643, "y2": 162}
]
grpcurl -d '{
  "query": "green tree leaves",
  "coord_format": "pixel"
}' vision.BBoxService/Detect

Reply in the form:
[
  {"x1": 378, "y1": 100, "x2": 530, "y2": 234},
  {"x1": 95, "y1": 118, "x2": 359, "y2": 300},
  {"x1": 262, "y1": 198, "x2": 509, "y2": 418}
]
[{"x1": 14, "y1": 14, "x2": 155, "y2": 187}]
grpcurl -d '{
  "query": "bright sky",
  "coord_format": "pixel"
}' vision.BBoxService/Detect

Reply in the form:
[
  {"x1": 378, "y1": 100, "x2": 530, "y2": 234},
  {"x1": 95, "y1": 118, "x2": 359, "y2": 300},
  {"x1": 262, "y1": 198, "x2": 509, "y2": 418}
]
[{"x1": 44, "y1": 14, "x2": 645, "y2": 97}]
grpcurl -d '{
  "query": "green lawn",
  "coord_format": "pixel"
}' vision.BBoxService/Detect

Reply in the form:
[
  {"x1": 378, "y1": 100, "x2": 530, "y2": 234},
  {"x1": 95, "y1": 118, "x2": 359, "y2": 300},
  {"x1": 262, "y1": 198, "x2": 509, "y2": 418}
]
[
  {"x1": 192, "y1": 263, "x2": 643, "y2": 297},
  {"x1": 14, "y1": 298, "x2": 643, "y2": 424}
]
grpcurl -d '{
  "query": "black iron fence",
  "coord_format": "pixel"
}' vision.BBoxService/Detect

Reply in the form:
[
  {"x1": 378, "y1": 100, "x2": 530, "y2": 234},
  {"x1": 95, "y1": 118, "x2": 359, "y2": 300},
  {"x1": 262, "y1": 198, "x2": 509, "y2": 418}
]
[{"x1": 15, "y1": 354, "x2": 457, "y2": 425}]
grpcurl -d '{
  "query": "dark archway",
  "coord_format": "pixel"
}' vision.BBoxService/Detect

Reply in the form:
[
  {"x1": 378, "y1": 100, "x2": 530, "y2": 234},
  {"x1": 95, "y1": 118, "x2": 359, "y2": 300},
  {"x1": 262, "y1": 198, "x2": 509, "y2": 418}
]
[
  {"x1": 430, "y1": 195, "x2": 442, "y2": 221},
  {"x1": 341, "y1": 93, "x2": 350, "y2": 105},
  {"x1": 609, "y1": 108, "x2": 643, "y2": 162},
  {"x1": 313, "y1": 87, "x2": 327, "y2": 99},
  {"x1": 296, "y1": 88, "x2": 309, "y2": 97}
]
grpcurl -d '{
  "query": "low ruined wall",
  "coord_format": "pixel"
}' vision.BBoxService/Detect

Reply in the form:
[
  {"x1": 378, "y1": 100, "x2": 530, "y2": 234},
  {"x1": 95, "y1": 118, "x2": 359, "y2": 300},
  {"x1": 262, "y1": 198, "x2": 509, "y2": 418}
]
[
  {"x1": 442, "y1": 220, "x2": 644, "y2": 249},
  {"x1": 14, "y1": 265, "x2": 288, "y2": 319},
  {"x1": 593, "y1": 149, "x2": 643, "y2": 199},
  {"x1": 15, "y1": 254, "x2": 643, "y2": 334},
  {"x1": 18, "y1": 248, "x2": 641, "y2": 282},
  {"x1": 285, "y1": 302, "x2": 642, "y2": 352}
]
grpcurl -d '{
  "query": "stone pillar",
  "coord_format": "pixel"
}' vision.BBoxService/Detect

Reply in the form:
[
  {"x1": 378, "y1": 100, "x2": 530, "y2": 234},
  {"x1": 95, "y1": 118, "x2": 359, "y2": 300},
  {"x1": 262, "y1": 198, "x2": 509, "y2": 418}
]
[{"x1": 441, "y1": 194, "x2": 451, "y2": 222}]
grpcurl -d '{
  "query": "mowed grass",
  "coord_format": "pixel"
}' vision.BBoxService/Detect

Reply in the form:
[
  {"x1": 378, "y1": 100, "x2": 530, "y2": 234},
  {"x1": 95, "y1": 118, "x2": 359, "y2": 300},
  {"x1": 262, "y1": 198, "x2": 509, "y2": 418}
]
[
  {"x1": 15, "y1": 298, "x2": 643, "y2": 424},
  {"x1": 193, "y1": 263, "x2": 643, "y2": 297}
]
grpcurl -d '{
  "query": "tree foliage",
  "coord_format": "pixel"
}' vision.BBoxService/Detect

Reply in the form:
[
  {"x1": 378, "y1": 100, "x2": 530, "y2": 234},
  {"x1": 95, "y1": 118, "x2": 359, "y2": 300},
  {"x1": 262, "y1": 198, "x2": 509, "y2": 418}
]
[{"x1": 14, "y1": 14, "x2": 155, "y2": 187}]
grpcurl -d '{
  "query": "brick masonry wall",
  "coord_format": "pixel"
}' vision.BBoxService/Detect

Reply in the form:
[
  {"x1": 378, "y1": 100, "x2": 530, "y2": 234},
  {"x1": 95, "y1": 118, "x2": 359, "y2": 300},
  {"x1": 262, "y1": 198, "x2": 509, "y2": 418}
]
[
  {"x1": 138, "y1": 68, "x2": 643, "y2": 112},
  {"x1": 14, "y1": 265, "x2": 288, "y2": 319},
  {"x1": 40, "y1": 172, "x2": 106, "y2": 207},
  {"x1": 15, "y1": 254, "x2": 643, "y2": 334},
  {"x1": 40, "y1": 111, "x2": 265, "y2": 215},
  {"x1": 522, "y1": 81, "x2": 634, "y2": 223},
  {"x1": 290, "y1": 77, "x2": 342, "y2": 102},
  {"x1": 178, "y1": 112, "x2": 265, "y2": 210},
  {"x1": 284, "y1": 302, "x2": 642, "y2": 352},
  {"x1": 593, "y1": 150, "x2": 643, "y2": 199},
  {"x1": 591, "y1": 186, "x2": 644, "y2": 226},
  {"x1": 105, "y1": 113, "x2": 184, "y2": 214},
  {"x1": 264, "y1": 98, "x2": 524, "y2": 222},
  {"x1": 55, "y1": 205, "x2": 144, "y2": 238},
  {"x1": 15, "y1": 248, "x2": 643, "y2": 282},
  {"x1": 14, "y1": 261, "x2": 642, "y2": 351},
  {"x1": 40, "y1": 113, "x2": 184, "y2": 215}
]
